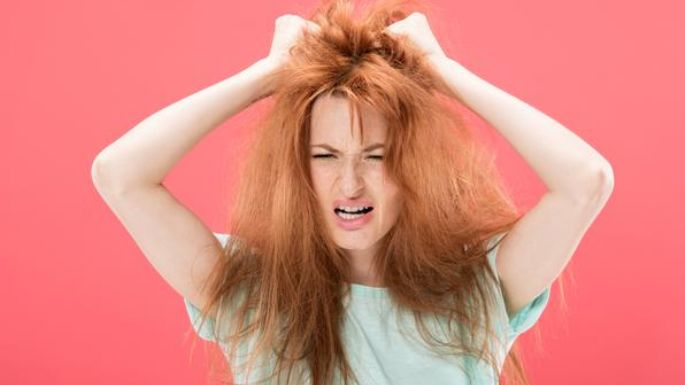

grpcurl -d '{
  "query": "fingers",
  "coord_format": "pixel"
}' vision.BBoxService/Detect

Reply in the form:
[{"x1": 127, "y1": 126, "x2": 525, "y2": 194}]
[
  {"x1": 276, "y1": 14, "x2": 320, "y2": 34},
  {"x1": 305, "y1": 20, "x2": 321, "y2": 34},
  {"x1": 384, "y1": 11, "x2": 427, "y2": 36}
]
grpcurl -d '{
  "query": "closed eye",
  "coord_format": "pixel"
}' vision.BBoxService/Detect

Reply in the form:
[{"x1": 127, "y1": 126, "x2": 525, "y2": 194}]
[{"x1": 312, "y1": 154, "x2": 384, "y2": 160}]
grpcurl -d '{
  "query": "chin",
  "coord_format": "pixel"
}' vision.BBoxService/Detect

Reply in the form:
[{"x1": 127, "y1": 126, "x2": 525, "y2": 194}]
[
  {"x1": 336, "y1": 239, "x2": 370, "y2": 249},
  {"x1": 340, "y1": 244, "x2": 371, "y2": 251},
  {"x1": 333, "y1": 234, "x2": 374, "y2": 249}
]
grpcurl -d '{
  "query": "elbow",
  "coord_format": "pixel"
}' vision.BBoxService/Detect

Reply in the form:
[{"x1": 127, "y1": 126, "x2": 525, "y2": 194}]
[
  {"x1": 576, "y1": 160, "x2": 615, "y2": 207},
  {"x1": 597, "y1": 161, "x2": 615, "y2": 196},
  {"x1": 90, "y1": 152, "x2": 128, "y2": 197},
  {"x1": 91, "y1": 152, "x2": 162, "y2": 198},
  {"x1": 91, "y1": 154, "x2": 106, "y2": 184},
  {"x1": 91, "y1": 154, "x2": 114, "y2": 196},
  {"x1": 548, "y1": 160, "x2": 615, "y2": 208}
]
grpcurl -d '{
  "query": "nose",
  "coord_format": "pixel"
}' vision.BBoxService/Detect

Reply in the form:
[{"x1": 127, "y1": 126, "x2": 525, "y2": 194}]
[{"x1": 338, "y1": 154, "x2": 365, "y2": 197}]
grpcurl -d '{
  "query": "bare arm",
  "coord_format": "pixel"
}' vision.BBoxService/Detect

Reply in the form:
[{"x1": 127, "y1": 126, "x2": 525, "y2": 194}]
[
  {"x1": 429, "y1": 56, "x2": 614, "y2": 198},
  {"x1": 90, "y1": 14, "x2": 318, "y2": 313},
  {"x1": 383, "y1": 12, "x2": 614, "y2": 320},
  {"x1": 430, "y1": 54, "x2": 614, "y2": 319},
  {"x1": 92, "y1": 57, "x2": 279, "y2": 191},
  {"x1": 90, "y1": 58, "x2": 279, "y2": 310},
  {"x1": 428, "y1": 55, "x2": 615, "y2": 316}
]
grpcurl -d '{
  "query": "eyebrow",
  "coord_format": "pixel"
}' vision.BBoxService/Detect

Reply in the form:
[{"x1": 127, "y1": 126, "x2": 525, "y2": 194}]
[{"x1": 310, "y1": 143, "x2": 385, "y2": 153}]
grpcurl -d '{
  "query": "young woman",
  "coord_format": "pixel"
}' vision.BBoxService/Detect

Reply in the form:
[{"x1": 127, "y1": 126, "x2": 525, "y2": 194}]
[{"x1": 91, "y1": 0, "x2": 614, "y2": 384}]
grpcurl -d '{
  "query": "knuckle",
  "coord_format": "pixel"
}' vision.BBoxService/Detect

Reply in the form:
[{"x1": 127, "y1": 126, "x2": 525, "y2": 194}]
[
  {"x1": 411, "y1": 12, "x2": 426, "y2": 21},
  {"x1": 275, "y1": 14, "x2": 292, "y2": 24}
]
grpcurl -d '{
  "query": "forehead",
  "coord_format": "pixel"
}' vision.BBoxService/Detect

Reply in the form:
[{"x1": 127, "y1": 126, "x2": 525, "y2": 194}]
[{"x1": 310, "y1": 93, "x2": 387, "y2": 145}]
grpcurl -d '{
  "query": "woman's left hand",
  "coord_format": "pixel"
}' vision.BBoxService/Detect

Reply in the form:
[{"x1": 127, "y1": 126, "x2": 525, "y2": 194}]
[{"x1": 383, "y1": 12, "x2": 448, "y2": 64}]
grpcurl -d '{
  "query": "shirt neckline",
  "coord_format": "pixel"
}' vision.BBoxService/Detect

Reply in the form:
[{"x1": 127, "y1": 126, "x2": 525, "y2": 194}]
[{"x1": 348, "y1": 283, "x2": 389, "y2": 298}]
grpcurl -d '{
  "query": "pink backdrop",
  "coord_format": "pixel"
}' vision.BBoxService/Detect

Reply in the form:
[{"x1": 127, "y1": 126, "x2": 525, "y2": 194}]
[{"x1": 2, "y1": 0, "x2": 682, "y2": 383}]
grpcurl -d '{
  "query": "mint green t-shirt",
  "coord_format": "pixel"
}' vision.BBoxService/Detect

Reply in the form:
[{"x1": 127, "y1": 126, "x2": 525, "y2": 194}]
[{"x1": 183, "y1": 232, "x2": 551, "y2": 385}]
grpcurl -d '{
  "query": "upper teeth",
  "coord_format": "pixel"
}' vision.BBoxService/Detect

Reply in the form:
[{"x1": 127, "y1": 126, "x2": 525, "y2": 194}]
[{"x1": 337, "y1": 206, "x2": 370, "y2": 212}]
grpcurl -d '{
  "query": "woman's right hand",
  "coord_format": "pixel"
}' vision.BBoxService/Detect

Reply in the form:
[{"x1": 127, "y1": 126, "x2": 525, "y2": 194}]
[{"x1": 265, "y1": 14, "x2": 321, "y2": 72}]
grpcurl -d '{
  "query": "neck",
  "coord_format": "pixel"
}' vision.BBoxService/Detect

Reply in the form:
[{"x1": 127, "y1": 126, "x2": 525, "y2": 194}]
[{"x1": 345, "y1": 247, "x2": 382, "y2": 287}]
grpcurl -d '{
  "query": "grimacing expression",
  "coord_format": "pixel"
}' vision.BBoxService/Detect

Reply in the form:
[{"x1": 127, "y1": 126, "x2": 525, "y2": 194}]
[{"x1": 309, "y1": 92, "x2": 403, "y2": 253}]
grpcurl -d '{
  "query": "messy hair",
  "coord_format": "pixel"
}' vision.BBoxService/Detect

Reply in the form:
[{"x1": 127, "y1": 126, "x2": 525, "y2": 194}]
[{"x1": 189, "y1": 1, "x2": 552, "y2": 384}]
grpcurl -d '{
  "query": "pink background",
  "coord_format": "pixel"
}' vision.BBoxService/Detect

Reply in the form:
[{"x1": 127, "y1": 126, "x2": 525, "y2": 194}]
[{"x1": 2, "y1": 0, "x2": 682, "y2": 383}]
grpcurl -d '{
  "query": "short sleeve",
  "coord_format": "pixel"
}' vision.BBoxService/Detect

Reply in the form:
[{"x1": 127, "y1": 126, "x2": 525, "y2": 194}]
[
  {"x1": 183, "y1": 232, "x2": 231, "y2": 342},
  {"x1": 184, "y1": 297, "x2": 217, "y2": 341},
  {"x1": 485, "y1": 232, "x2": 551, "y2": 341}
]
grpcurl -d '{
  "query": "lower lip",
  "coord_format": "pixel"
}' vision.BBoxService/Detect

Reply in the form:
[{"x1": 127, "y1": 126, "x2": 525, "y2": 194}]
[{"x1": 335, "y1": 209, "x2": 374, "y2": 230}]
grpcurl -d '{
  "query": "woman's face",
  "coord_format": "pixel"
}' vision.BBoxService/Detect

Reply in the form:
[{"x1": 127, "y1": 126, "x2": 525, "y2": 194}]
[{"x1": 309, "y1": 93, "x2": 402, "y2": 258}]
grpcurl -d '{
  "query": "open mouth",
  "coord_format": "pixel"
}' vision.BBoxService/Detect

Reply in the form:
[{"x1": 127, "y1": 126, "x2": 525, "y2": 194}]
[{"x1": 334, "y1": 206, "x2": 374, "y2": 219}]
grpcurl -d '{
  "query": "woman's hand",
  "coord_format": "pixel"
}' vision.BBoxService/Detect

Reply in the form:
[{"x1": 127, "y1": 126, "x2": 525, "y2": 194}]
[
  {"x1": 265, "y1": 14, "x2": 321, "y2": 71},
  {"x1": 383, "y1": 12, "x2": 448, "y2": 64},
  {"x1": 258, "y1": 14, "x2": 320, "y2": 98},
  {"x1": 383, "y1": 12, "x2": 454, "y2": 96}
]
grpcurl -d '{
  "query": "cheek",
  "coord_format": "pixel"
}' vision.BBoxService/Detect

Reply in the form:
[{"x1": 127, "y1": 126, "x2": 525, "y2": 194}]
[
  {"x1": 310, "y1": 168, "x2": 335, "y2": 190},
  {"x1": 309, "y1": 169, "x2": 336, "y2": 211}
]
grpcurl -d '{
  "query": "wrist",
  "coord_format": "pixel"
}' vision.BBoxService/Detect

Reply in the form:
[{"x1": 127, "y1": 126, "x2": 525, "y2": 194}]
[
  {"x1": 425, "y1": 54, "x2": 458, "y2": 97},
  {"x1": 250, "y1": 57, "x2": 282, "y2": 99}
]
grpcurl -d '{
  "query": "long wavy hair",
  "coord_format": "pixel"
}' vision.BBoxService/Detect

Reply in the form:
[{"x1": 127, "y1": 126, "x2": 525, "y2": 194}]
[{"x1": 189, "y1": 1, "x2": 559, "y2": 384}]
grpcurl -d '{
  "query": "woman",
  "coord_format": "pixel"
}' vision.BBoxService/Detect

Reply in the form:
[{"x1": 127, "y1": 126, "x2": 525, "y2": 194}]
[{"x1": 91, "y1": 0, "x2": 614, "y2": 384}]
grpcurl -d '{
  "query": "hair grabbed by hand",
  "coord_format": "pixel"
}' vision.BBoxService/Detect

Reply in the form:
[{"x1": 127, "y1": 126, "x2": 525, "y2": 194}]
[{"x1": 265, "y1": 0, "x2": 445, "y2": 101}]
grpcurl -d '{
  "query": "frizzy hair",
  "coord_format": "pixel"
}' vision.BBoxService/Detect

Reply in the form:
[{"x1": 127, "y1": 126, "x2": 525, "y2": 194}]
[{"x1": 188, "y1": 0, "x2": 553, "y2": 384}]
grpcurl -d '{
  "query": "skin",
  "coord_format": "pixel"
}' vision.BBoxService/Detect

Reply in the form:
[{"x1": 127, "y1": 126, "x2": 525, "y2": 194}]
[
  {"x1": 386, "y1": 12, "x2": 613, "y2": 317},
  {"x1": 94, "y1": 11, "x2": 611, "y2": 316},
  {"x1": 309, "y1": 92, "x2": 402, "y2": 287}
]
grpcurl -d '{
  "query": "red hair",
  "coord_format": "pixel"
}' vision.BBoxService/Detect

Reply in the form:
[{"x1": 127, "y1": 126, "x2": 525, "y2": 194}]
[{"x1": 190, "y1": 1, "x2": 554, "y2": 384}]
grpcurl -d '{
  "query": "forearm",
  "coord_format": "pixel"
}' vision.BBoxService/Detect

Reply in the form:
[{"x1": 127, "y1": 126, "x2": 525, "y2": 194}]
[
  {"x1": 93, "y1": 58, "x2": 279, "y2": 191},
  {"x1": 430, "y1": 56, "x2": 613, "y2": 198}
]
